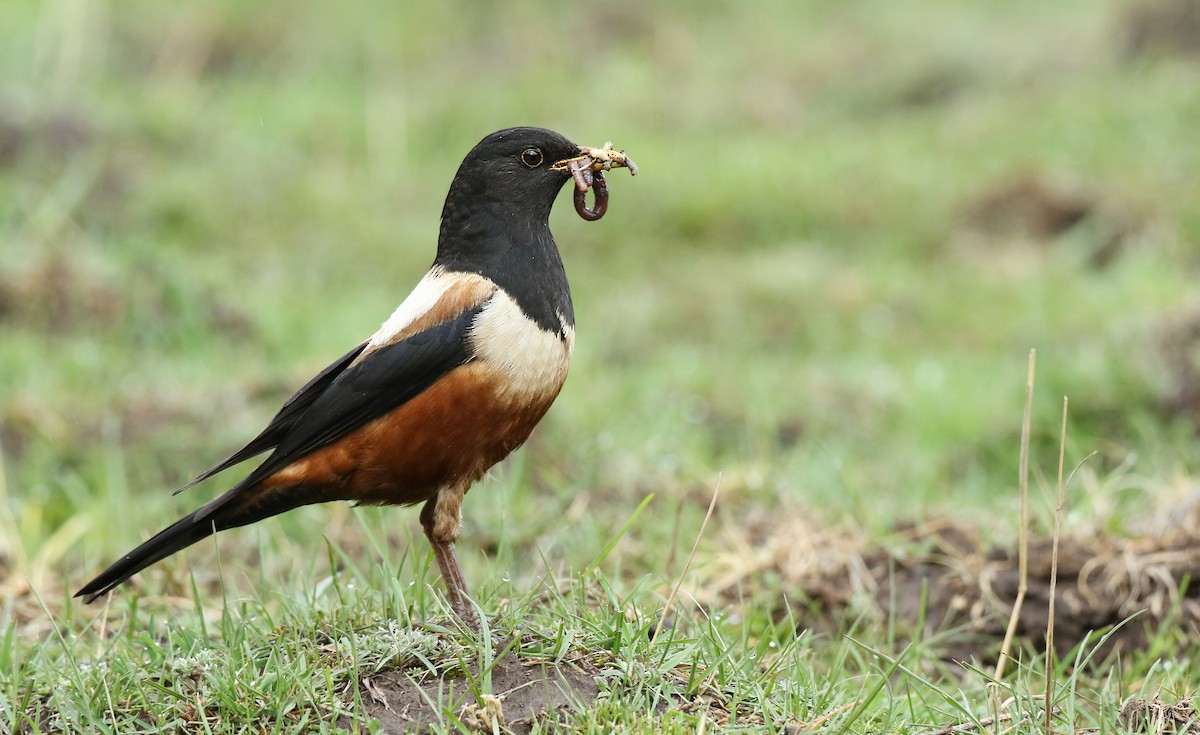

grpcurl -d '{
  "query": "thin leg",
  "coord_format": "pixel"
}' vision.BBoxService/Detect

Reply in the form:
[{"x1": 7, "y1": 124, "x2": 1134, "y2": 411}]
[
  {"x1": 430, "y1": 537, "x2": 479, "y2": 628},
  {"x1": 420, "y1": 490, "x2": 480, "y2": 629}
]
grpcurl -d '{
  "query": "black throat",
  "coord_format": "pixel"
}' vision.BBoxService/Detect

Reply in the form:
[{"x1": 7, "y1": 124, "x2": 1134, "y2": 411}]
[{"x1": 434, "y1": 199, "x2": 574, "y2": 336}]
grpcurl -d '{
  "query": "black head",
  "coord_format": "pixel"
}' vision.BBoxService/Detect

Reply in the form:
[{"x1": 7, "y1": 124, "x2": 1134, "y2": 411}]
[
  {"x1": 436, "y1": 129, "x2": 595, "y2": 329},
  {"x1": 435, "y1": 127, "x2": 582, "y2": 329},
  {"x1": 442, "y1": 127, "x2": 580, "y2": 226}
]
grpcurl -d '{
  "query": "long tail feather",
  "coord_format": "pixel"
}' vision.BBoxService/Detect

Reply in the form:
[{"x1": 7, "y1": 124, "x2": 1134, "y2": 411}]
[
  {"x1": 75, "y1": 514, "x2": 216, "y2": 603},
  {"x1": 76, "y1": 484, "x2": 329, "y2": 602}
]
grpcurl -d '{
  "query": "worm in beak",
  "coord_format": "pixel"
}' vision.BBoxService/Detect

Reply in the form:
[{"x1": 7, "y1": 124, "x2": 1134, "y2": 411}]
[{"x1": 551, "y1": 142, "x2": 637, "y2": 221}]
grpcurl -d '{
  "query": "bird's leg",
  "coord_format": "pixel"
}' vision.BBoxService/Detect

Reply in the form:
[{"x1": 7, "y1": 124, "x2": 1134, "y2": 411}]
[{"x1": 419, "y1": 484, "x2": 480, "y2": 629}]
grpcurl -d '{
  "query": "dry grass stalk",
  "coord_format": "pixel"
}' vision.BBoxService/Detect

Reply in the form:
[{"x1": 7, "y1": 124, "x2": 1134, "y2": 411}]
[
  {"x1": 794, "y1": 700, "x2": 862, "y2": 732},
  {"x1": 654, "y1": 474, "x2": 722, "y2": 644},
  {"x1": 921, "y1": 711, "x2": 1018, "y2": 735},
  {"x1": 995, "y1": 349, "x2": 1035, "y2": 681},
  {"x1": 1045, "y1": 396, "x2": 1068, "y2": 735},
  {"x1": 921, "y1": 707, "x2": 1069, "y2": 735}
]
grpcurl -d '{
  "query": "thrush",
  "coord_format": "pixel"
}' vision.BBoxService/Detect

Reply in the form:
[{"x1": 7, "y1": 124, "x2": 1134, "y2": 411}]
[{"x1": 76, "y1": 127, "x2": 636, "y2": 627}]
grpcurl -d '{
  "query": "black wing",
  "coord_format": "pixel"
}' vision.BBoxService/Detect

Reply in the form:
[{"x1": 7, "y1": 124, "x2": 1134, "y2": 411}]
[
  {"x1": 192, "y1": 306, "x2": 482, "y2": 522},
  {"x1": 174, "y1": 340, "x2": 371, "y2": 495}
]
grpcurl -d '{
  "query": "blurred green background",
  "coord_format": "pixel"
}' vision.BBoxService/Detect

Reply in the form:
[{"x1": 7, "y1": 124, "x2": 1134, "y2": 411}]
[{"x1": 3, "y1": 0, "x2": 1200, "y2": 598}]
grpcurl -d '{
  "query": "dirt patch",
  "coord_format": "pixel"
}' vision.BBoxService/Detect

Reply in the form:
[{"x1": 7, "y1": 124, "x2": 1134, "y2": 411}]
[
  {"x1": 964, "y1": 174, "x2": 1093, "y2": 241},
  {"x1": 0, "y1": 104, "x2": 92, "y2": 167},
  {"x1": 1120, "y1": 0, "x2": 1200, "y2": 60},
  {"x1": 0, "y1": 253, "x2": 124, "y2": 333},
  {"x1": 703, "y1": 512, "x2": 1200, "y2": 665},
  {"x1": 956, "y1": 173, "x2": 1134, "y2": 268},
  {"x1": 337, "y1": 650, "x2": 601, "y2": 734},
  {"x1": 0, "y1": 252, "x2": 256, "y2": 339},
  {"x1": 1158, "y1": 312, "x2": 1200, "y2": 428},
  {"x1": 872, "y1": 525, "x2": 1200, "y2": 661},
  {"x1": 1117, "y1": 697, "x2": 1200, "y2": 734},
  {"x1": 891, "y1": 63, "x2": 976, "y2": 109}
]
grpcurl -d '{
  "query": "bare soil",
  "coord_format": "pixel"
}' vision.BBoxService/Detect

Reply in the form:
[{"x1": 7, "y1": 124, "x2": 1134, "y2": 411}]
[
  {"x1": 705, "y1": 511, "x2": 1200, "y2": 666},
  {"x1": 337, "y1": 649, "x2": 601, "y2": 734}
]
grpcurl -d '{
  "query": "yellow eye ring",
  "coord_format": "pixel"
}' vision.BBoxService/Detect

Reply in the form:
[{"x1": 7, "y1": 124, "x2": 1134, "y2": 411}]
[{"x1": 520, "y1": 148, "x2": 543, "y2": 168}]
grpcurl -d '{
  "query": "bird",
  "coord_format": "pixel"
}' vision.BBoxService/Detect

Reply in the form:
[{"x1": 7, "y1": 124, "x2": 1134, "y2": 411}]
[{"x1": 75, "y1": 127, "x2": 636, "y2": 627}]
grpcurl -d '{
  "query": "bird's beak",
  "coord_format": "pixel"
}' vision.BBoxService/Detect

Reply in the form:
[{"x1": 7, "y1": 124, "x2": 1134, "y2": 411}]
[{"x1": 551, "y1": 143, "x2": 638, "y2": 193}]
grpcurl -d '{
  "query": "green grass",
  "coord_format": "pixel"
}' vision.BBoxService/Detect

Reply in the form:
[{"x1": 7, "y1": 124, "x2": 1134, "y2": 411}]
[{"x1": 4, "y1": 0, "x2": 1200, "y2": 731}]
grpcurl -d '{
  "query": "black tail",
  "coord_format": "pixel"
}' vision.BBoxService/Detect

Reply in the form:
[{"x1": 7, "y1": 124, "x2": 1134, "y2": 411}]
[
  {"x1": 75, "y1": 513, "x2": 217, "y2": 603},
  {"x1": 76, "y1": 483, "x2": 329, "y2": 602}
]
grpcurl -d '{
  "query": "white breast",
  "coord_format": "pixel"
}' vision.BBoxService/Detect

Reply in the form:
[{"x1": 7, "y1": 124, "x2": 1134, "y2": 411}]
[
  {"x1": 467, "y1": 290, "x2": 574, "y2": 405},
  {"x1": 368, "y1": 267, "x2": 456, "y2": 349},
  {"x1": 366, "y1": 265, "x2": 499, "y2": 354}
]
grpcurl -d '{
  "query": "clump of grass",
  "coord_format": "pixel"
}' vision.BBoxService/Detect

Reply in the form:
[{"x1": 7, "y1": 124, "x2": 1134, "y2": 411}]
[{"x1": 5, "y1": 0, "x2": 1200, "y2": 731}]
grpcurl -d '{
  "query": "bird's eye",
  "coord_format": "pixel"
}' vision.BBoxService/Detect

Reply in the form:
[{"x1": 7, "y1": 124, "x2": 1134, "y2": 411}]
[{"x1": 520, "y1": 148, "x2": 543, "y2": 168}]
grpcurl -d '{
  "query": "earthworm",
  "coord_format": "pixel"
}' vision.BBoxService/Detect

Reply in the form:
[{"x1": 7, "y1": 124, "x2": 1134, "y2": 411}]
[
  {"x1": 568, "y1": 162, "x2": 591, "y2": 193},
  {"x1": 574, "y1": 170, "x2": 609, "y2": 221}
]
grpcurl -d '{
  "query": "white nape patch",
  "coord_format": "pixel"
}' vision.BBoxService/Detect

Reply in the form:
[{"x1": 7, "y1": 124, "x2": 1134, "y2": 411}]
[
  {"x1": 468, "y1": 290, "x2": 573, "y2": 405},
  {"x1": 367, "y1": 265, "x2": 454, "y2": 350}
]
